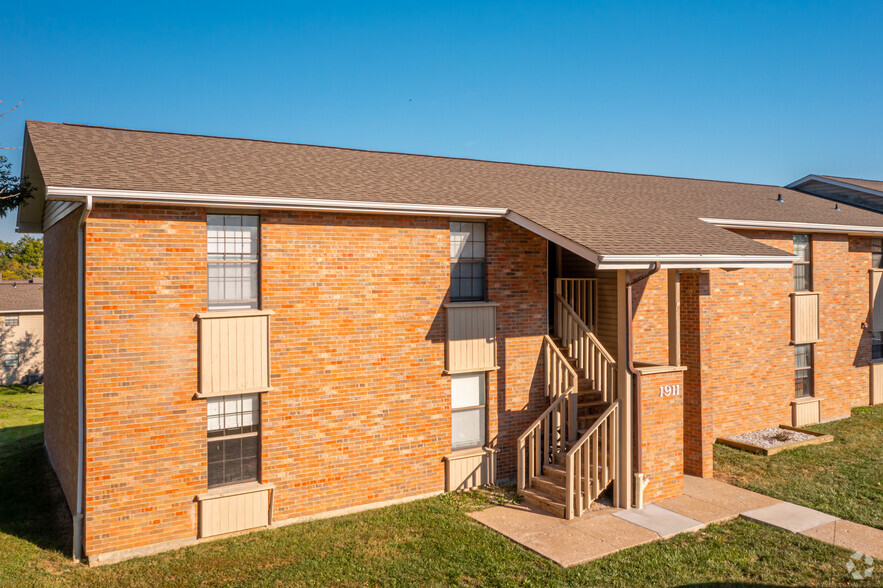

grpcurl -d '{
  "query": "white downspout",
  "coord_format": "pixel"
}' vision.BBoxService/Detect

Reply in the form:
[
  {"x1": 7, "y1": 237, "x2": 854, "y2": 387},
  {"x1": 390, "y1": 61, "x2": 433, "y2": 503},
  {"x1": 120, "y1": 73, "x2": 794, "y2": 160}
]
[{"x1": 73, "y1": 195, "x2": 93, "y2": 562}]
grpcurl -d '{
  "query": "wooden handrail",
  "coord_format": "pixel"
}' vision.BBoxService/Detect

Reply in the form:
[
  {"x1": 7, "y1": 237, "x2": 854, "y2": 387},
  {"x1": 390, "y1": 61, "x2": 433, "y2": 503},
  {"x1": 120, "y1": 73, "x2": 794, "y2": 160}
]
[
  {"x1": 554, "y1": 294, "x2": 615, "y2": 364},
  {"x1": 516, "y1": 386, "x2": 578, "y2": 494},
  {"x1": 554, "y1": 294, "x2": 617, "y2": 403},
  {"x1": 566, "y1": 400, "x2": 618, "y2": 458},
  {"x1": 564, "y1": 399, "x2": 619, "y2": 519},
  {"x1": 542, "y1": 334, "x2": 578, "y2": 400},
  {"x1": 555, "y1": 278, "x2": 597, "y2": 332}
]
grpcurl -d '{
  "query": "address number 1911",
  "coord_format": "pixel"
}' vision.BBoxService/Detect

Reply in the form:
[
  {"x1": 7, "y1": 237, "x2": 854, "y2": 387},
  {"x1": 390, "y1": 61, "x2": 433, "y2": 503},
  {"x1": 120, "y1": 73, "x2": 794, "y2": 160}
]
[{"x1": 659, "y1": 384, "x2": 681, "y2": 397}]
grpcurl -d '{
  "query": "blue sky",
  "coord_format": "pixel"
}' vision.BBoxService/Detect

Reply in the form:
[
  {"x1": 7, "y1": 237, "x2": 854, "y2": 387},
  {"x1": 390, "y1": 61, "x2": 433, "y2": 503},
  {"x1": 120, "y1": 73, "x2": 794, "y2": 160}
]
[{"x1": 2, "y1": 0, "x2": 882, "y2": 242}]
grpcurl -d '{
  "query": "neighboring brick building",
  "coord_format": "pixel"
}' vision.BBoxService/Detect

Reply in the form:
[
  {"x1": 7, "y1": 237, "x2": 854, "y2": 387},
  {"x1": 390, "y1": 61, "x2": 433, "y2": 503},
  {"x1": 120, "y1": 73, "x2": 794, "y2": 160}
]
[{"x1": 17, "y1": 121, "x2": 883, "y2": 564}]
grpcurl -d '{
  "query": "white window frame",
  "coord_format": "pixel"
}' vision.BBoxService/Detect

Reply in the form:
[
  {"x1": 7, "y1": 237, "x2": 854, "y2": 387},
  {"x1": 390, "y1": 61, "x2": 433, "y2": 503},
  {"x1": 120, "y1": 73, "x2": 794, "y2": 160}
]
[
  {"x1": 793, "y1": 234, "x2": 812, "y2": 292},
  {"x1": 451, "y1": 372, "x2": 487, "y2": 451},
  {"x1": 207, "y1": 214, "x2": 260, "y2": 311},
  {"x1": 207, "y1": 393, "x2": 261, "y2": 488}
]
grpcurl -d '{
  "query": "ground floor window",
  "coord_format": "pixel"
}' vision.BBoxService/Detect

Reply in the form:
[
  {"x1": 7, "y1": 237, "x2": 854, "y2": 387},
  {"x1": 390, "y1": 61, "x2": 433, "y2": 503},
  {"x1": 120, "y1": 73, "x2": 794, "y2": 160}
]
[
  {"x1": 207, "y1": 394, "x2": 260, "y2": 488},
  {"x1": 795, "y1": 344, "x2": 814, "y2": 398},
  {"x1": 2, "y1": 354, "x2": 19, "y2": 368},
  {"x1": 451, "y1": 372, "x2": 487, "y2": 450}
]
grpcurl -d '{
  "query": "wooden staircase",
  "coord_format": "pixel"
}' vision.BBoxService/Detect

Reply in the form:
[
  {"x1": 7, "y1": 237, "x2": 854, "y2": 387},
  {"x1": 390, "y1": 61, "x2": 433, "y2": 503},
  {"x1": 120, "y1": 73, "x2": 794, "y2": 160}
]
[{"x1": 517, "y1": 279, "x2": 619, "y2": 519}]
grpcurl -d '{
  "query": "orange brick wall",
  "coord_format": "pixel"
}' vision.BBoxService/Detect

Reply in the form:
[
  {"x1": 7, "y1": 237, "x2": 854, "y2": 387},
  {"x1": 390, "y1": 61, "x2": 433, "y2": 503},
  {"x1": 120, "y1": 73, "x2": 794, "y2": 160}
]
[
  {"x1": 632, "y1": 272, "x2": 669, "y2": 365},
  {"x1": 668, "y1": 229, "x2": 874, "y2": 477},
  {"x1": 83, "y1": 205, "x2": 206, "y2": 557},
  {"x1": 639, "y1": 371, "x2": 684, "y2": 502},
  {"x1": 43, "y1": 210, "x2": 81, "y2": 514},
  {"x1": 81, "y1": 205, "x2": 547, "y2": 558},
  {"x1": 813, "y1": 233, "x2": 873, "y2": 417}
]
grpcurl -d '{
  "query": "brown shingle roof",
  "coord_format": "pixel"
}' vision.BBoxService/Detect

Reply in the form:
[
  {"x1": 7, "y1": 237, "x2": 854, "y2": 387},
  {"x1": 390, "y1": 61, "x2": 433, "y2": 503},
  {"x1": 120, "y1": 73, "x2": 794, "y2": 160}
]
[
  {"x1": 820, "y1": 176, "x2": 883, "y2": 194},
  {"x1": 0, "y1": 281, "x2": 43, "y2": 312},
  {"x1": 23, "y1": 121, "x2": 883, "y2": 258}
]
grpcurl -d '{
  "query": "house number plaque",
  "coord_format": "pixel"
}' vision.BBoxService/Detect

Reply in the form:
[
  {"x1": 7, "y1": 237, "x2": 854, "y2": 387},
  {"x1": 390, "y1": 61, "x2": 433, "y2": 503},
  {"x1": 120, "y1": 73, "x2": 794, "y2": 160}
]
[{"x1": 659, "y1": 384, "x2": 681, "y2": 397}]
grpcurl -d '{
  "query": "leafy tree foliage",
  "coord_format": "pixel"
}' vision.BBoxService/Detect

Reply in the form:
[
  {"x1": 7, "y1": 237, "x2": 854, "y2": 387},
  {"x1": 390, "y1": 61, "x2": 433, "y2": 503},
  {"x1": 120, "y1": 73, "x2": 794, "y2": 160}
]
[
  {"x1": 0, "y1": 154, "x2": 31, "y2": 219},
  {"x1": 0, "y1": 236, "x2": 42, "y2": 280}
]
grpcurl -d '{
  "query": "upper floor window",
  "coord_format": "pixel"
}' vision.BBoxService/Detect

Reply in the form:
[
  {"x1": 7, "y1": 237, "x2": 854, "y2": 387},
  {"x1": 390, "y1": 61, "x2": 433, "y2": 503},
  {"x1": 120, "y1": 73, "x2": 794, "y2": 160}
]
[
  {"x1": 450, "y1": 222, "x2": 486, "y2": 302},
  {"x1": 207, "y1": 215, "x2": 259, "y2": 310},
  {"x1": 793, "y1": 234, "x2": 812, "y2": 292},
  {"x1": 873, "y1": 238, "x2": 883, "y2": 268},
  {"x1": 4, "y1": 315, "x2": 18, "y2": 327}
]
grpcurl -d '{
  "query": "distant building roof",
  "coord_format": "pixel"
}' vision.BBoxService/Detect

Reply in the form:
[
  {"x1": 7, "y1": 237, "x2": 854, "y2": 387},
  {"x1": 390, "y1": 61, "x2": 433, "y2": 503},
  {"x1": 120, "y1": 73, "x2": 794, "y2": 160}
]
[
  {"x1": 0, "y1": 280, "x2": 43, "y2": 313},
  {"x1": 787, "y1": 175, "x2": 883, "y2": 214}
]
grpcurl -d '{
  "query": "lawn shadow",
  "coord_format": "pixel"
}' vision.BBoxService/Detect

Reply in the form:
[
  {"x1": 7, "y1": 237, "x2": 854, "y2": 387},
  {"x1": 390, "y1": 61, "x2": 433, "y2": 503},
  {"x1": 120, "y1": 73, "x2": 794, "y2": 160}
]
[{"x1": 0, "y1": 430, "x2": 72, "y2": 555}]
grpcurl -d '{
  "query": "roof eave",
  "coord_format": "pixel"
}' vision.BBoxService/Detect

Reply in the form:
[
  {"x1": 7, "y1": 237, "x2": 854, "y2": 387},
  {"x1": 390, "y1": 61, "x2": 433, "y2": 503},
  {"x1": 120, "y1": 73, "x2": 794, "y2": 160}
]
[
  {"x1": 701, "y1": 217, "x2": 883, "y2": 236},
  {"x1": 44, "y1": 186, "x2": 510, "y2": 219}
]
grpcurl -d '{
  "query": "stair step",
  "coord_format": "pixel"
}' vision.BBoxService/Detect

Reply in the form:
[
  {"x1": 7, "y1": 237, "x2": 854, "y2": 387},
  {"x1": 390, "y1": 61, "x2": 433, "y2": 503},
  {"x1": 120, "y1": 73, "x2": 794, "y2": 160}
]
[
  {"x1": 542, "y1": 462, "x2": 567, "y2": 483},
  {"x1": 530, "y1": 475, "x2": 566, "y2": 500},
  {"x1": 521, "y1": 487, "x2": 566, "y2": 518},
  {"x1": 578, "y1": 400, "x2": 608, "y2": 409}
]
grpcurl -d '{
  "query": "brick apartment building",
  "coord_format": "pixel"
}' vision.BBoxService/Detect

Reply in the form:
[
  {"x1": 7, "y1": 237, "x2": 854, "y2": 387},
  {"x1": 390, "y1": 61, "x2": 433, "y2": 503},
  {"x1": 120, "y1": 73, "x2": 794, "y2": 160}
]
[{"x1": 16, "y1": 121, "x2": 883, "y2": 564}]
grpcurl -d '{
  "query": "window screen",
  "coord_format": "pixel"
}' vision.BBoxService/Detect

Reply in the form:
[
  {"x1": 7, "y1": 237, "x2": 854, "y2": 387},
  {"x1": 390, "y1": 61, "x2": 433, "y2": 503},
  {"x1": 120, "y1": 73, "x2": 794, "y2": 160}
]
[
  {"x1": 207, "y1": 215, "x2": 260, "y2": 310},
  {"x1": 450, "y1": 222, "x2": 486, "y2": 302}
]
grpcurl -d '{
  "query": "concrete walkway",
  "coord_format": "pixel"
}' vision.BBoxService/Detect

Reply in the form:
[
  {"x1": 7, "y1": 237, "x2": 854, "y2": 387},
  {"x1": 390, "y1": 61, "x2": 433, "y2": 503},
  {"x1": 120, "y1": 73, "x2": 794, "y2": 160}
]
[{"x1": 469, "y1": 475, "x2": 883, "y2": 567}]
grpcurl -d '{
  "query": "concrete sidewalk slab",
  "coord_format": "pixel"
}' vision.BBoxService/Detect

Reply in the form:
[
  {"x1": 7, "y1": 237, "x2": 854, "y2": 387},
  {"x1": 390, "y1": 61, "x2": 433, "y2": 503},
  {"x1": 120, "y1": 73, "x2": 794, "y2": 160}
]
[
  {"x1": 567, "y1": 513, "x2": 660, "y2": 549},
  {"x1": 469, "y1": 502, "x2": 565, "y2": 541},
  {"x1": 683, "y1": 476, "x2": 781, "y2": 512},
  {"x1": 742, "y1": 502, "x2": 840, "y2": 533},
  {"x1": 653, "y1": 494, "x2": 738, "y2": 525},
  {"x1": 802, "y1": 520, "x2": 883, "y2": 561},
  {"x1": 612, "y1": 504, "x2": 704, "y2": 538},
  {"x1": 525, "y1": 525, "x2": 619, "y2": 567}
]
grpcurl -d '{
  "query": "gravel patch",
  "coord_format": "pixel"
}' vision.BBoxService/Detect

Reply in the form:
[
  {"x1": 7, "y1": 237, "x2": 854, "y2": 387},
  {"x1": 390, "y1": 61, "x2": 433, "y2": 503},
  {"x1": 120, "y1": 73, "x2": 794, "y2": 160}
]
[{"x1": 728, "y1": 427, "x2": 816, "y2": 449}]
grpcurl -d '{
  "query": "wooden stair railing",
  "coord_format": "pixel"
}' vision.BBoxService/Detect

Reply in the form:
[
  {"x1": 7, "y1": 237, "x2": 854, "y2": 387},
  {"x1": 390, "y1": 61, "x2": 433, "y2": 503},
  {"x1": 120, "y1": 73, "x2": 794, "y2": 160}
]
[
  {"x1": 554, "y1": 293, "x2": 617, "y2": 402},
  {"x1": 565, "y1": 399, "x2": 619, "y2": 519},
  {"x1": 516, "y1": 386, "x2": 578, "y2": 496},
  {"x1": 542, "y1": 333, "x2": 579, "y2": 402},
  {"x1": 518, "y1": 335, "x2": 580, "y2": 496},
  {"x1": 555, "y1": 278, "x2": 597, "y2": 333}
]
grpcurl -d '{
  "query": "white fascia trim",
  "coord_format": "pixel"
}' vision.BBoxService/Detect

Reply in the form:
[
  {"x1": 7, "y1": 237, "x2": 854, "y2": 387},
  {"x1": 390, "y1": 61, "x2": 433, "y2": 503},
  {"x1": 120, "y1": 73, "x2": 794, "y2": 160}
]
[
  {"x1": 701, "y1": 217, "x2": 883, "y2": 236},
  {"x1": 504, "y1": 211, "x2": 601, "y2": 265},
  {"x1": 596, "y1": 253, "x2": 798, "y2": 270},
  {"x1": 786, "y1": 174, "x2": 883, "y2": 199},
  {"x1": 45, "y1": 186, "x2": 509, "y2": 219}
]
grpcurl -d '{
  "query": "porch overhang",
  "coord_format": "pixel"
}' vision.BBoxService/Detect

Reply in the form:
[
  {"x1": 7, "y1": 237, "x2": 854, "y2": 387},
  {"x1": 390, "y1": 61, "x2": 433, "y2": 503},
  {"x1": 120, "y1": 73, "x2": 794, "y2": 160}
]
[{"x1": 594, "y1": 253, "x2": 799, "y2": 271}]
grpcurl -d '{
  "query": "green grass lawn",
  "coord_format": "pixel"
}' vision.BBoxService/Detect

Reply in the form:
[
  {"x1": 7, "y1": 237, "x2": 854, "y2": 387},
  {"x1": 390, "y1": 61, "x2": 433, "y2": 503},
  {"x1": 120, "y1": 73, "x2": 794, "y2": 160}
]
[
  {"x1": 0, "y1": 384, "x2": 44, "y2": 451},
  {"x1": 715, "y1": 405, "x2": 883, "y2": 530},
  {"x1": 0, "y1": 387, "x2": 877, "y2": 587}
]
